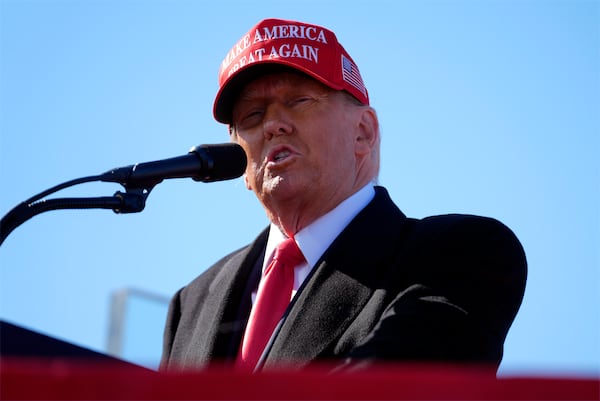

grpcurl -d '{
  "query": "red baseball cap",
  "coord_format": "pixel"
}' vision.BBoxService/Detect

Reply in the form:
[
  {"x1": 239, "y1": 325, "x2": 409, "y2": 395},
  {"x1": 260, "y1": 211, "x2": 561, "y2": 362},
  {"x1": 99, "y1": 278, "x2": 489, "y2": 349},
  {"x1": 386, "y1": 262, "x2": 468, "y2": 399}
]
[{"x1": 213, "y1": 18, "x2": 369, "y2": 124}]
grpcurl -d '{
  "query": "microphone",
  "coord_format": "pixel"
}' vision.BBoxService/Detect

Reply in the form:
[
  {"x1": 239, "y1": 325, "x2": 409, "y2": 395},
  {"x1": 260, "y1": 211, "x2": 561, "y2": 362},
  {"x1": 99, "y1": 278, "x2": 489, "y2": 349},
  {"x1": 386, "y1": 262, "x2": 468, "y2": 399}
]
[{"x1": 101, "y1": 143, "x2": 247, "y2": 187}]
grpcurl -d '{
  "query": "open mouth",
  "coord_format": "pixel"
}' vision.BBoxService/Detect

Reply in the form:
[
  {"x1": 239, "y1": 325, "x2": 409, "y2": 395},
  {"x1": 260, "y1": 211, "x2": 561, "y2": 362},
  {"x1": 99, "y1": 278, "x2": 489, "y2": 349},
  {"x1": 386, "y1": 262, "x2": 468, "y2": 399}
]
[
  {"x1": 273, "y1": 149, "x2": 291, "y2": 162},
  {"x1": 267, "y1": 146, "x2": 295, "y2": 164}
]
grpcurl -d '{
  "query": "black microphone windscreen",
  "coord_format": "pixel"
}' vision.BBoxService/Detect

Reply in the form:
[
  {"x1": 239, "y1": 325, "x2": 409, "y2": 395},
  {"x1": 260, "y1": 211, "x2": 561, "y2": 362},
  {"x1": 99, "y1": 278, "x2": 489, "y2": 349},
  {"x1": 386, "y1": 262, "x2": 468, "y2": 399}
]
[{"x1": 190, "y1": 143, "x2": 247, "y2": 182}]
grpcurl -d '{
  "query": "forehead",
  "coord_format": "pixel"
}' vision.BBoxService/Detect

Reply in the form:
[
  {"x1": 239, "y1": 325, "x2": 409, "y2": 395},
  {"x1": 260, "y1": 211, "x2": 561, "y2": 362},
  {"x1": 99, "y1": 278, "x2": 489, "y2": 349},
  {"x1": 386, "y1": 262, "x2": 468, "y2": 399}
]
[{"x1": 236, "y1": 71, "x2": 332, "y2": 102}]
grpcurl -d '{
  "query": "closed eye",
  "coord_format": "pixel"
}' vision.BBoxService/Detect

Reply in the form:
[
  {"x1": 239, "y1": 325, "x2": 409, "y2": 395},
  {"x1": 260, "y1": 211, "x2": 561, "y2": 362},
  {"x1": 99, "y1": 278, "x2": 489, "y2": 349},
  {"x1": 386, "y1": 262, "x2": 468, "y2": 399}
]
[
  {"x1": 289, "y1": 96, "x2": 314, "y2": 107},
  {"x1": 239, "y1": 109, "x2": 264, "y2": 127}
]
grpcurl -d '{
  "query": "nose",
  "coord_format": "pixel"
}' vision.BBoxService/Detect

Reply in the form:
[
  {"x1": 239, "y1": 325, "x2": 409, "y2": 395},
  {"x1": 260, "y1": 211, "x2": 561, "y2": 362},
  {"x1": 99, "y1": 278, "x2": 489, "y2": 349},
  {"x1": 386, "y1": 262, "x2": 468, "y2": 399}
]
[{"x1": 263, "y1": 104, "x2": 293, "y2": 140}]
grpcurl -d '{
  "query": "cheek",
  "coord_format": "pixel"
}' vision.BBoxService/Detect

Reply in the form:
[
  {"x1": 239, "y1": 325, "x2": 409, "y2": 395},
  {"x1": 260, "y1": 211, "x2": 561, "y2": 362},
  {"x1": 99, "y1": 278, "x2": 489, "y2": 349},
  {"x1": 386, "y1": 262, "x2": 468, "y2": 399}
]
[
  {"x1": 319, "y1": 127, "x2": 353, "y2": 161},
  {"x1": 241, "y1": 146, "x2": 264, "y2": 191},
  {"x1": 232, "y1": 138, "x2": 257, "y2": 190},
  {"x1": 237, "y1": 136, "x2": 261, "y2": 160}
]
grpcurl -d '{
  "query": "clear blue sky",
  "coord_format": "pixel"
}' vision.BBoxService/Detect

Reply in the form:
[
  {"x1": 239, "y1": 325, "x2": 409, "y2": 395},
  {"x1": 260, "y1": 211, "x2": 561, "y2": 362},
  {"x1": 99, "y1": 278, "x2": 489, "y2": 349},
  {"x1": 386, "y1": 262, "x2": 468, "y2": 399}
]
[{"x1": 1, "y1": 0, "x2": 598, "y2": 377}]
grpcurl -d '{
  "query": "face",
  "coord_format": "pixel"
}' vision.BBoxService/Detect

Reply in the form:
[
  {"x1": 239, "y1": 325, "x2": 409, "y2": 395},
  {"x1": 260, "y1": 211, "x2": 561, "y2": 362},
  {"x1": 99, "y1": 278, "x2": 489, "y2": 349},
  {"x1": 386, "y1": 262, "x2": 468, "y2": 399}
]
[{"x1": 230, "y1": 71, "x2": 376, "y2": 231}]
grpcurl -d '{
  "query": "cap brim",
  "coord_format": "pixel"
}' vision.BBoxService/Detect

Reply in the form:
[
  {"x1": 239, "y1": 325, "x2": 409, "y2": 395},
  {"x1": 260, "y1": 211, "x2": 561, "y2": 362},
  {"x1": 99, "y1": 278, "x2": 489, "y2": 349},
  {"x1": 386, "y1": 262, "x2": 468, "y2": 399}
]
[
  {"x1": 213, "y1": 61, "x2": 344, "y2": 124},
  {"x1": 213, "y1": 64, "x2": 285, "y2": 124}
]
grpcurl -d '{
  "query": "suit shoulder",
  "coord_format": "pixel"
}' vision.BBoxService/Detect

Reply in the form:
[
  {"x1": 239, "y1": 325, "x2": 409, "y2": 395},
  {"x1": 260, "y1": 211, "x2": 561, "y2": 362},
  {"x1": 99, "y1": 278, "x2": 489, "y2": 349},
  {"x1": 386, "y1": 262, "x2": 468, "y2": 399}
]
[
  {"x1": 404, "y1": 213, "x2": 526, "y2": 270},
  {"x1": 418, "y1": 213, "x2": 504, "y2": 228},
  {"x1": 413, "y1": 214, "x2": 520, "y2": 243}
]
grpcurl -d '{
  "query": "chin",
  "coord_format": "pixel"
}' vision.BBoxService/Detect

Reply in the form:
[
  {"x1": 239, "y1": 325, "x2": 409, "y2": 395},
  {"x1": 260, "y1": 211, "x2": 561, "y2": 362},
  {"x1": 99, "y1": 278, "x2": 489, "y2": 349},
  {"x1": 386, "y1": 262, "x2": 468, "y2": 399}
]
[{"x1": 262, "y1": 176, "x2": 303, "y2": 201}]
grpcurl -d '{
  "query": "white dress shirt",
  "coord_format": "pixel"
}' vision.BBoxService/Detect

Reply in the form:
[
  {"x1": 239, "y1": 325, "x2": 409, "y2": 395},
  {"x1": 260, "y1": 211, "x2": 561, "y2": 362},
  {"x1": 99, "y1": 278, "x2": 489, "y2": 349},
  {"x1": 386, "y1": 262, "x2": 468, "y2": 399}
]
[{"x1": 259, "y1": 183, "x2": 376, "y2": 301}]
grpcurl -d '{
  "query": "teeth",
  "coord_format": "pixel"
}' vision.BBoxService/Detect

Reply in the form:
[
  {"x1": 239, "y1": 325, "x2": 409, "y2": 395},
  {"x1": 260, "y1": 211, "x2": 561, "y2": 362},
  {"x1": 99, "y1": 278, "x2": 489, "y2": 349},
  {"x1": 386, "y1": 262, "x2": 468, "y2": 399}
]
[{"x1": 274, "y1": 150, "x2": 290, "y2": 161}]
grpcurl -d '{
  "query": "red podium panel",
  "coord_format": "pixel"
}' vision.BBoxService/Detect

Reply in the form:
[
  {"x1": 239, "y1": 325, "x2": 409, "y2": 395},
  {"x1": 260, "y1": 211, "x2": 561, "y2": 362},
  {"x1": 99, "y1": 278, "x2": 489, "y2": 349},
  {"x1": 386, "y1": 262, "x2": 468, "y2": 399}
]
[{"x1": 1, "y1": 359, "x2": 598, "y2": 400}]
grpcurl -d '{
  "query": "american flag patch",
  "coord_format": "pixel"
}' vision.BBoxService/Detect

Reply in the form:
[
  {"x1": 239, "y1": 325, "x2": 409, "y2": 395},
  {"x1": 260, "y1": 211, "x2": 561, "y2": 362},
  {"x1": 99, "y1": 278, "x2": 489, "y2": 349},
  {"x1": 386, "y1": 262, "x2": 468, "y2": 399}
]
[{"x1": 341, "y1": 54, "x2": 367, "y2": 96}]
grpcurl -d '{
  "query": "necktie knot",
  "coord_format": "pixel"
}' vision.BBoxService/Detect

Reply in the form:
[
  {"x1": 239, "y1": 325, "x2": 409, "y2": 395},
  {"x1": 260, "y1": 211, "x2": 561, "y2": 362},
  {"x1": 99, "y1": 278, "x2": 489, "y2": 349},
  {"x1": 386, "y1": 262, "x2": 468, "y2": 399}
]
[{"x1": 270, "y1": 238, "x2": 304, "y2": 271}]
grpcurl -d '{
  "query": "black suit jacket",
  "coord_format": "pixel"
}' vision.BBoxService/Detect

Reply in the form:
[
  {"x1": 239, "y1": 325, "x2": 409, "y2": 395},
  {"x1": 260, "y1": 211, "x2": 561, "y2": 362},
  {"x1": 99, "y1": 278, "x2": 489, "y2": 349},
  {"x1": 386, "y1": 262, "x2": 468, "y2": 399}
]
[{"x1": 161, "y1": 187, "x2": 527, "y2": 371}]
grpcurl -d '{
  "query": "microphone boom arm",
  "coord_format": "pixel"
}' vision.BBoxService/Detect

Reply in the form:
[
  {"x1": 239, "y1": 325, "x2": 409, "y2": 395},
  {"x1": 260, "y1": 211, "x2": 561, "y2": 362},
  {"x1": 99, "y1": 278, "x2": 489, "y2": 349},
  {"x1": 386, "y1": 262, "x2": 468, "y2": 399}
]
[
  {"x1": 0, "y1": 143, "x2": 246, "y2": 247},
  {"x1": 0, "y1": 178, "x2": 153, "y2": 247}
]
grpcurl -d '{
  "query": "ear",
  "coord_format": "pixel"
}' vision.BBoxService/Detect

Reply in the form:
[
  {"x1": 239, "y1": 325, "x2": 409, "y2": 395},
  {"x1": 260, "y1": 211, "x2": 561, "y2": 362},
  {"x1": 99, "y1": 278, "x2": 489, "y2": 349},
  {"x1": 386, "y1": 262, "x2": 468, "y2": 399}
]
[{"x1": 354, "y1": 107, "x2": 379, "y2": 157}]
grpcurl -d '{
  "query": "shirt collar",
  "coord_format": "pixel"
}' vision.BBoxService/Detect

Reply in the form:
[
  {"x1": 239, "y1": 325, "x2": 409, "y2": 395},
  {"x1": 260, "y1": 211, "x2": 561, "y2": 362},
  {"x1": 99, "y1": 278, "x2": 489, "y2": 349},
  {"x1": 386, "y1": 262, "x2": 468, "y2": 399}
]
[{"x1": 265, "y1": 183, "x2": 375, "y2": 269}]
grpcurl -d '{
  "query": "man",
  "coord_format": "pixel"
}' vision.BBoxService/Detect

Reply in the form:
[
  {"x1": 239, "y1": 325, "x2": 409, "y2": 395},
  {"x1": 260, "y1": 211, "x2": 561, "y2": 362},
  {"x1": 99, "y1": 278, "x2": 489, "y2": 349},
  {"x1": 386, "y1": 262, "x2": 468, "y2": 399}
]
[{"x1": 161, "y1": 18, "x2": 527, "y2": 373}]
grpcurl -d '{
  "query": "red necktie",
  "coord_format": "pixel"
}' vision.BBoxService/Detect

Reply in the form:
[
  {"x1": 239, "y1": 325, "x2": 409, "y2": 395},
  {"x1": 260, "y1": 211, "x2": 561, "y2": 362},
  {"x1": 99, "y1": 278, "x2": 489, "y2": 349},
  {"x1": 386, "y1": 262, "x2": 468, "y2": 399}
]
[{"x1": 237, "y1": 237, "x2": 305, "y2": 370}]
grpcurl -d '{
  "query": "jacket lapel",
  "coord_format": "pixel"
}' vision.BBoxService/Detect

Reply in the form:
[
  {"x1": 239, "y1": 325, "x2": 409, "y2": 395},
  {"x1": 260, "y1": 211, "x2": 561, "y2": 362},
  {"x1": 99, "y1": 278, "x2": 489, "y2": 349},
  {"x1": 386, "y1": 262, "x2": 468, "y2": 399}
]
[
  {"x1": 183, "y1": 229, "x2": 268, "y2": 365},
  {"x1": 263, "y1": 187, "x2": 407, "y2": 368}
]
